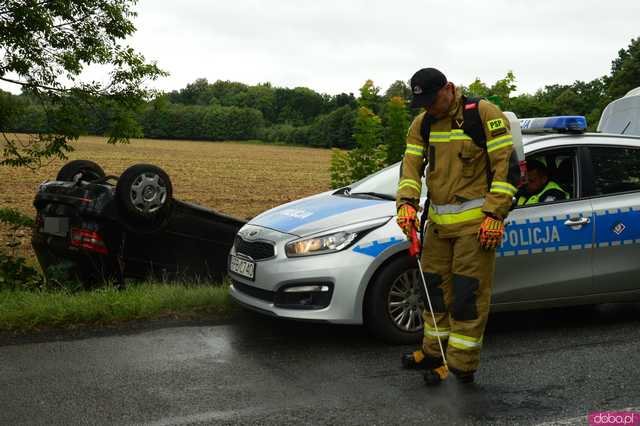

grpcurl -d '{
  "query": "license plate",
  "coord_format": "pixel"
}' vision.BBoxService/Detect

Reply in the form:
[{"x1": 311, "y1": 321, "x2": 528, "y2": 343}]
[
  {"x1": 43, "y1": 217, "x2": 69, "y2": 237},
  {"x1": 229, "y1": 255, "x2": 255, "y2": 280}
]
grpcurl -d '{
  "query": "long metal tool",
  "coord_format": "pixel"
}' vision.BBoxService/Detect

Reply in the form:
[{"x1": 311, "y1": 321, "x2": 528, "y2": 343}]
[{"x1": 410, "y1": 228, "x2": 448, "y2": 371}]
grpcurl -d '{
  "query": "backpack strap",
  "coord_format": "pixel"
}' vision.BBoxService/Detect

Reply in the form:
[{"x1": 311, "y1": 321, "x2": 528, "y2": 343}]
[
  {"x1": 462, "y1": 96, "x2": 493, "y2": 190},
  {"x1": 420, "y1": 114, "x2": 437, "y2": 176},
  {"x1": 461, "y1": 96, "x2": 487, "y2": 149}
]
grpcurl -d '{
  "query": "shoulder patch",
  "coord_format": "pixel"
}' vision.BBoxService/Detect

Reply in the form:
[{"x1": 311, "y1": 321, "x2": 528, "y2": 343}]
[
  {"x1": 487, "y1": 118, "x2": 505, "y2": 132},
  {"x1": 490, "y1": 128, "x2": 508, "y2": 138}
]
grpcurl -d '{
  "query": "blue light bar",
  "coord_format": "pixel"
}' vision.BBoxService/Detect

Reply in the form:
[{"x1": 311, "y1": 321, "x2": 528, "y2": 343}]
[{"x1": 520, "y1": 116, "x2": 587, "y2": 133}]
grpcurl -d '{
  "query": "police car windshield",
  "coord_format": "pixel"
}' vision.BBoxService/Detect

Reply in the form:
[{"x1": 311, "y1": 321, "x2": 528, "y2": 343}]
[{"x1": 348, "y1": 162, "x2": 427, "y2": 199}]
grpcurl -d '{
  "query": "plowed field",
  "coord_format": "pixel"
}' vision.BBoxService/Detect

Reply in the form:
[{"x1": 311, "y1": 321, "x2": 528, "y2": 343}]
[{"x1": 1, "y1": 135, "x2": 333, "y2": 260}]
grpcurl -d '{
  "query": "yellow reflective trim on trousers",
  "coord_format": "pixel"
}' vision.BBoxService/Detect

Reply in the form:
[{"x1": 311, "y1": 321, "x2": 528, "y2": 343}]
[
  {"x1": 490, "y1": 181, "x2": 517, "y2": 196},
  {"x1": 448, "y1": 333, "x2": 483, "y2": 350},
  {"x1": 428, "y1": 206, "x2": 484, "y2": 225},
  {"x1": 424, "y1": 324, "x2": 450, "y2": 338},
  {"x1": 486, "y1": 135, "x2": 513, "y2": 153},
  {"x1": 425, "y1": 324, "x2": 450, "y2": 332},
  {"x1": 425, "y1": 330, "x2": 450, "y2": 338}
]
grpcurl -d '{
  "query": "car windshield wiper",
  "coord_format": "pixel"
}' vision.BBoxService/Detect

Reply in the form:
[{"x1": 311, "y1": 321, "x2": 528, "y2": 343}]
[
  {"x1": 349, "y1": 192, "x2": 395, "y2": 201},
  {"x1": 334, "y1": 187, "x2": 352, "y2": 197}
]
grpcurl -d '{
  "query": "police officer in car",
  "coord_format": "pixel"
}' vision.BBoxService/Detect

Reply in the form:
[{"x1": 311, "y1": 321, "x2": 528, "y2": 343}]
[{"x1": 516, "y1": 160, "x2": 569, "y2": 206}]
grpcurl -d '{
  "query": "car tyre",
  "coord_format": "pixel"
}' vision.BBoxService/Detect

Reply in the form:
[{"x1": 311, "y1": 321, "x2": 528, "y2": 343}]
[
  {"x1": 116, "y1": 164, "x2": 173, "y2": 223},
  {"x1": 365, "y1": 255, "x2": 424, "y2": 344},
  {"x1": 56, "y1": 160, "x2": 105, "y2": 182}
]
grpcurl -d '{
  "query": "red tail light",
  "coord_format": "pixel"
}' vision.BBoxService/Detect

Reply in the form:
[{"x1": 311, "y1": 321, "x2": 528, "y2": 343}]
[{"x1": 70, "y1": 228, "x2": 108, "y2": 254}]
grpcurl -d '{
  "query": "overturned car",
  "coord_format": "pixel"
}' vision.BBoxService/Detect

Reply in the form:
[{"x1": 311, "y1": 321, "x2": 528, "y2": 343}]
[{"x1": 32, "y1": 160, "x2": 245, "y2": 286}]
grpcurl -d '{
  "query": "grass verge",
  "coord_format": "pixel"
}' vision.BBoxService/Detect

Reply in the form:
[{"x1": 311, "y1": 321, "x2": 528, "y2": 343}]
[{"x1": 0, "y1": 283, "x2": 237, "y2": 333}]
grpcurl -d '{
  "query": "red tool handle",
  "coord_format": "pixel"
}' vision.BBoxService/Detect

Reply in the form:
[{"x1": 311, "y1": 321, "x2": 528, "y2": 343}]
[{"x1": 409, "y1": 228, "x2": 420, "y2": 257}]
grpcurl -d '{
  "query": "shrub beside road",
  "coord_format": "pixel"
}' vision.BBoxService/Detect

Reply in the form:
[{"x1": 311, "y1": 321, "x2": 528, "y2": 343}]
[{"x1": 0, "y1": 282, "x2": 236, "y2": 333}]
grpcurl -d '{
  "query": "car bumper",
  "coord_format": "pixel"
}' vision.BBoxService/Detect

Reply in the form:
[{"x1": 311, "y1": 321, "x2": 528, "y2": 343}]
[
  {"x1": 228, "y1": 251, "x2": 372, "y2": 324},
  {"x1": 228, "y1": 228, "x2": 384, "y2": 324}
]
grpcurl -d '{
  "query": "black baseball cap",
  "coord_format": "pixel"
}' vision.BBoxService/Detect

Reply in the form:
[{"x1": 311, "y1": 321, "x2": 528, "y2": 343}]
[{"x1": 410, "y1": 68, "x2": 447, "y2": 108}]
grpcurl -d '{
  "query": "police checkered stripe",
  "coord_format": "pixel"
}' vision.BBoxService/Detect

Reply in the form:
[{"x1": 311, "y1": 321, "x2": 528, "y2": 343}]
[
  {"x1": 404, "y1": 143, "x2": 424, "y2": 157},
  {"x1": 486, "y1": 134, "x2": 513, "y2": 153},
  {"x1": 398, "y1": 178, "x2": 421, "y2": 193},
  {"x1": 598, "y1": 239, "x2": 639, "y2": 248},
  {"x1": 498, "y1": 243, "x2": 594, "y2": 257},
  {"x1": 490, "y1": 181, "x2": 517, "y2": 197},
  {"x1": 448, "y1": 333, "x2": 482, "y2": 350}
]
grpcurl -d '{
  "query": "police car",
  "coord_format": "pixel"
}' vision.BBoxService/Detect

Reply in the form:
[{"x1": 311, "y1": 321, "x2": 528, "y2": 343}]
[{"x1": 228, "y1": 115, "x2": 640, "y2": 343}]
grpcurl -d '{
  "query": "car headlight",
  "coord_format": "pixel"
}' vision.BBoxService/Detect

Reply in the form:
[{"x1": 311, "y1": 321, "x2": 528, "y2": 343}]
[{"x1": 285, "y1": 231, "x2": 358, "y2": 257}]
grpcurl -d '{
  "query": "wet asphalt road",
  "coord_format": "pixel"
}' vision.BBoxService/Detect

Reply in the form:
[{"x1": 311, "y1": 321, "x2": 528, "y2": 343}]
[{"x1": 1, "y1": 303, "x2": 639, "y2": 426}]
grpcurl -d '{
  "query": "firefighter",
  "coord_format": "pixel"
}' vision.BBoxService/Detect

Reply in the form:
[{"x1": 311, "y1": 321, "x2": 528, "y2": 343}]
[
  {"x1": 516, "y1": 159, "x2": 569, "y2": 205},
  {"x1": 396, "y1": 68, "x2": 520, "y2": 385}
]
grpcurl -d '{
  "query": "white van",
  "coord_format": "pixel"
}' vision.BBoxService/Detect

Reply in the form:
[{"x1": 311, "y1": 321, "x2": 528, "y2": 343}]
[{"x1": 598, "y1": 87, "x2": 640, "y2": 135}]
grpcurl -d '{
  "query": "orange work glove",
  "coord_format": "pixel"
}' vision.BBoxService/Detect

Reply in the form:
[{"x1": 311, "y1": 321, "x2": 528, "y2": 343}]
[
  {"x1": 477, "y1": 215, "x2": 505, "y2": 250},
  {"x1": 396, "y1": 204, "x2": 420, "y2": 238}
]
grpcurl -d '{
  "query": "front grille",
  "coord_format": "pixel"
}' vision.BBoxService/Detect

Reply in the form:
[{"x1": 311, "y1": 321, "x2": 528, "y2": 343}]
[
  {"x1": 232, "y1": 280, "x2": 274, "y2": 302},
  {"x1": 234, "y1": 236, "x2": 275, "y2": 260}
]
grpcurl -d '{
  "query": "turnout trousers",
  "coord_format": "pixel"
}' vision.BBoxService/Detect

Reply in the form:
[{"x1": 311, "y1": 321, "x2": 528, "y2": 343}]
[{"x1": 420, "y1": 222, "x2": 496, "y2": 373}]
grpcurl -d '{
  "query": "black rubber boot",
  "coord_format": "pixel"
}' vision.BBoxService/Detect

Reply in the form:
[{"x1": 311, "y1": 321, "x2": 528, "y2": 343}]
[
  {"x1": 449, "y1": 367, "x2": 475, "y2": 384},
  {"x1": 401, "y1": 350, "x2": 444, "y2": 370},
  {"x1": 423, "y1": 365, "x2": 448, "y2": 386}
]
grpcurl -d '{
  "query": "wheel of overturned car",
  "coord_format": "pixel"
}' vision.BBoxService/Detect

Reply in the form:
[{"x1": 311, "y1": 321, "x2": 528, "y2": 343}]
[
  {"x1": 116, "y1": 164, "x2": 173, "y2": 221},
  {"x1": 365, "y1": 255, "x2": 424, "y2": 344},
  {"x1": 56, "y1": 160, "x2": 105, "y2": 182}
]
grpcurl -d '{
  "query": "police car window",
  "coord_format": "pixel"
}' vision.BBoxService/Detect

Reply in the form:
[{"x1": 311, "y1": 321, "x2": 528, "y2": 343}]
[
  {"x1": 349, "y1": 163, "x2": 427, "y2": 199},
  {"x1": 517, "y1": 148, "x2": 576, "y2": 207},
  {"x1": 590, "y1": 146, "x2": 640, "y2": 195}
]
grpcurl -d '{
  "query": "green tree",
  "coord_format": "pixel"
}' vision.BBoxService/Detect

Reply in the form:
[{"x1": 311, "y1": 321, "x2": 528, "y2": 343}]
[
  {"x1": 329, "y1": 106, "x2": 386, "y2": 188},
  {"x1": 383, "y1": 96, "x2": 409, "y2": 164},
  {"x1": 358, "y1": 80, "x2": 381, "y2": 112},
  {"x1": 489, "y1": 70, "x2": 517, "y2": 108},
  {"x1": 554, "y1": 89, "x2": 581, "y2": 116},
  {"x1": 174, "y1": 78, "x2": 217, "y2": 105},
  {"x1": 0, "y1": 0, "x2": 166, "y2": 168},
  {"x1": 465, "y1": 72, "x2": 516, "y2": 109},
  {"x1": 384, "y1": 80, "x2": 411, "y2": 101},
  {"x1": 467, "y1": 78, "x2": 490, "y2": 97},
  {"x1": 606, "y1": 37, "x2": 640, "y2": 101}
]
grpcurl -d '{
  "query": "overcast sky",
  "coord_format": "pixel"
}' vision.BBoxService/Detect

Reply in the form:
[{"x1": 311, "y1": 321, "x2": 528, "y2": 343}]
[{"x1": 4, "y1": 0, "x2": 640, "y2": 96}]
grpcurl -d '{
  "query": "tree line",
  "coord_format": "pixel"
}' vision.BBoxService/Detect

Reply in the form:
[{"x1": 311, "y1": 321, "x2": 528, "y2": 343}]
[{"x1": 2, "y1": 37, "x2": 639, "y2": 152}]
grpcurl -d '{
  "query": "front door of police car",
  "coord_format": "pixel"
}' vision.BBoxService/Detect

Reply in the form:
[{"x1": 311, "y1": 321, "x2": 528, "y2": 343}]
[{"x1": 492, "y1": 149, "x2": 594, "y2": 303}]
